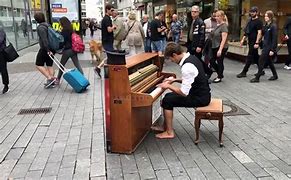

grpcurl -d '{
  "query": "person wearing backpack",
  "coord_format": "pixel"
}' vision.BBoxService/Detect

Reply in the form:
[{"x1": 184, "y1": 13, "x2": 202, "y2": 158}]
[
  {"x1": 55, "y1": 17, "x2": 84, "y2": 84},
  {"x1": 34, "y1": 12, "x2": 56, "y2": 88}
]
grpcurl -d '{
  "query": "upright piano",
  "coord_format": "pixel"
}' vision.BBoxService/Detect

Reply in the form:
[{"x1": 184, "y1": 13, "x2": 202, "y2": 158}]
[{"x1": 104, "y1": 52, "x2": 176, "y2": 154}]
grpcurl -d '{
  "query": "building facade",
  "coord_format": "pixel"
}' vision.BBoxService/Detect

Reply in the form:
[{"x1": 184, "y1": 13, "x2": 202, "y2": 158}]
[{"x1": 0, "y1": 0, "x2": 47, "y2": 50}]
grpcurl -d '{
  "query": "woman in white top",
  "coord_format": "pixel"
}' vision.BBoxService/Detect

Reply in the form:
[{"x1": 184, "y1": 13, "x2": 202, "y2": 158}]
[{"x1": 126, "y1": 11, "x2": 145, "y2": 56}]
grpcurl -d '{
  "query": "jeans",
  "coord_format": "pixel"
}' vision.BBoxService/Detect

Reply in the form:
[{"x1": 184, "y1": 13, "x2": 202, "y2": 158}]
[
  {"x1": 172, "y1": 33, "x2": 180, "y2": 43},
  {"x1": 256, "y1": 52, "x2": 278, "y2": 79},
  {"x1": 210, "y1": 48, "x2": 228, "y2": 79},
  {"x1": 144, "y1": 38, "x2": 151, "y2": 52},
  {"x1": 242, "y1": 42, "x2": 260, "y2": 73},
  {"x1": 0, "y1": 51, "x2": 9, "y2": 86},
  {"x1": 103, "y1": 42, "x2": 114, "y2": 52},
  {"x1": 57, "y1": 49, "x2": 83, "y2": 80}
]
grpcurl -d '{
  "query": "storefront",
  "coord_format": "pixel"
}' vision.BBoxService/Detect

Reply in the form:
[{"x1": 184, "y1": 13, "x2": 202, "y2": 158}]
[{"x1": 0, "y1": 0, "x2": 46, "y2": 50}]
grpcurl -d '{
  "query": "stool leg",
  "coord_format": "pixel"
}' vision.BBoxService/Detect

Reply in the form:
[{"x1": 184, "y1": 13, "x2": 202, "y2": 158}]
[
  {"x1": 194, "y1": 117, "x2": 200, "y2": 145},
  {"x1": 218, "y1": 116, "x2": 224, "y2": 147}
]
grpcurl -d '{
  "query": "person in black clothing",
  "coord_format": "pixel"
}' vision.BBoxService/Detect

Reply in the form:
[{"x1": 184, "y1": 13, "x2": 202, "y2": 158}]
[
  {"x1": 237, "y1": 7, "x2": 263, "y2": 78},
  {"x1": 89, "y1": 20, "x2": 95, "y2": 38},
  {"x1": 0, "y1": 27, "x2": 9, "y2": 94},
  {"x1": 187, "y1": 5, "x2": 205, "y2": 60},
  {"x1": 150, "y1": 12, "x2": 166, "y2": 56},
  {"x1": 152, "y1": 42, "x2": 211, "y2": 139},
  {"x1": 283, "y1": 16, "x2": 291, "y2": 70},
  {"x1": 81, "y1": 19, "x2": 87, "y2": 37},
  {"x1": 101, "y1": 4, "x2": 116, "y2": 52},
  {"x1": 250, "y1": 10, "x2": 278, "y2": 83},
  {"x1": 34, "y1": 12, "x2": 56, "y2": 88},
  {"x1": 56, "y1": 17, "x2": 83, "y2": 84},
  {"x1": 160, "y1": 12, "x2": 168, "y2": 52}
]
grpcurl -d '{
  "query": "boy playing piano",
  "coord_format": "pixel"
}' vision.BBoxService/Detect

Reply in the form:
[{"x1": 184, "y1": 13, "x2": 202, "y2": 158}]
[{"x1": 153, "y1": 42, "x2": 211, "y2": 139}]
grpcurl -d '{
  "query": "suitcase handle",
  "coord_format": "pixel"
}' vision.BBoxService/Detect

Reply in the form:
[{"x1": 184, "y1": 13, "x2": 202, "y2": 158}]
[{"x1": 48, "y1": 54, "x2": 68, "y2": 73}]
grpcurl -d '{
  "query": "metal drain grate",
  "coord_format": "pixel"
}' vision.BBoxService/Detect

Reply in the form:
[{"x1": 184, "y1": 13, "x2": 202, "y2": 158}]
[
  {"x1": 223, "y1": 100, "x2": 250, "y2": 116},
  {"x1": 18, "y1": 107, "x2": 52, "y2": 115}
]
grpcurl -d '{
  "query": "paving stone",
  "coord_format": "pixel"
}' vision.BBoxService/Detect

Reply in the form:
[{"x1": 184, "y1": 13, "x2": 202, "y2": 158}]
[
  {"x1": 9, "y1": 163, "x2": 30, "y2": 179},
  {"x1": 123, "y1": 173, "x2": 140, "y2": 180},
  {"x1": 107, "y1": 168, "x2": 123, "y2": 179},
  {"x1": 155, "y1": 169, "x2": 173, "y2": 180},
  {"x1": 244, "y1": 162, "x2": 270, "y2": 178},
  {"x1": 42, "y1": 162, "x2": 61, "y2": 177},
  {"x1": 5, "y1": 147, "x2": 25, "y2": 160},
  {"x1": 25, "y1": 170, "x2": 43, "y2": 180}
]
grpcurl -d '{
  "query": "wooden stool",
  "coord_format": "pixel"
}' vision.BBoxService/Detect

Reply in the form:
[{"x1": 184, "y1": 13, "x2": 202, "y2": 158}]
[{"x1": 194, "y1": 99, "x2": 224, "y2": 147}]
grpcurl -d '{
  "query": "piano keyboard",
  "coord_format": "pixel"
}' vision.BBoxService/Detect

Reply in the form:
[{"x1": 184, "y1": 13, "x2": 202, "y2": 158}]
[{"x1": 129, "y1": 64, "x2": 158, "y2": 86}]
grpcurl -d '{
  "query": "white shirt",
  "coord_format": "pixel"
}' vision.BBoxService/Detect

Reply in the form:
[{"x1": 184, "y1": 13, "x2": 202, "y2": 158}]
[
  {"x1": 179, "y1": 52, "x2": 199, "y2": 96},
  {"x1": 143, "y1": 22, "x2": 148, "y2": 38}
]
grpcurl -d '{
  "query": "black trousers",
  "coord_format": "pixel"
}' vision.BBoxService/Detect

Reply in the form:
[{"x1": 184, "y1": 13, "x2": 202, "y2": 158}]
[
  {"x1": 210, "y1": 48, "x2": 228, "y2": 79},
  {"x1": 285, "y1": 38, "x2": 291, "y2": 66},
  {"x1": 0, "y1": 51, "x2": 9, "y2": 86},
  {"x1": 161, "y1": 92, "x2": 211, "y2": 110},
  {"x1": 256, "y1": 52, "x2": 278, "y2": 79},
  {"x1": 242, "y1": 42, "x2": 260, "y2": 72}
]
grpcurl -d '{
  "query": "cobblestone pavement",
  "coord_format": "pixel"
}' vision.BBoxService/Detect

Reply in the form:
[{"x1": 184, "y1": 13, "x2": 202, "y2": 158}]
[{"x1": 1, "y1": 34, "x2": 291, "y2": 179}]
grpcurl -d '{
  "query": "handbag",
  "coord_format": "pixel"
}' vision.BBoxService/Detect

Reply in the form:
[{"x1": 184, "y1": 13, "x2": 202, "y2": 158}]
[{"x1": 4, "y1": 39, "x2": 19, "y2": 62}]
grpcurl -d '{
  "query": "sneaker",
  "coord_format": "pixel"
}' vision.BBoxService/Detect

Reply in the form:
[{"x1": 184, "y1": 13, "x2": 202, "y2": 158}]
[
  {"x1": 250, "y1": 78, "x2": 259, "y2": 83},
  {"x1": 268, "y1": 76, "x2": 278, "y2": 81},
  {"x1": 54, "y1": 78, "x2": 60, "y2": 85},
  {"x1": 94, "y1": 67, "x2": 101, "y2": 78},
  {"x1": 213, "y1": 77, "x2": 221, "y2": 83},
  {"x1": 236, "y1": 72, "x2": 246, "y2": 78},
  {"x1": 2, "y1": 85, "x2": 9, "y2": 94},
  {"x1": 44, "y1": 78, "x2": 56, "y2": 89},
  {"x1": 284, "y1": 65, "x2": 291, "y2": 70}
]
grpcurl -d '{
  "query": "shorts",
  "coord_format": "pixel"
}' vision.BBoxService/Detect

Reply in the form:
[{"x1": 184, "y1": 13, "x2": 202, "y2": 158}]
[
  {"x1": 161, "y1": 92, "x2": 211, "y2": 110},
  {"x1": 35, "y1": 49, "x2": 53, "y2": 66},
  {"x1": 151, "y1": 40, "x2": 163, "y2": 52}
]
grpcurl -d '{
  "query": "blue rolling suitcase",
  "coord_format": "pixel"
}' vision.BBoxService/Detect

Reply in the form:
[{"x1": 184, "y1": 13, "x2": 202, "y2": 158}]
[{"x1": 50, "y1": 54, "x2": 90, "y2": 93}]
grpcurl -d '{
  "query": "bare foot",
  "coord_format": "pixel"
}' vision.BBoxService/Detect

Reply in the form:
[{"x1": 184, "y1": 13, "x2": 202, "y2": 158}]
[
  {"x1": 155, "y1": 131, "x2": 175, "y2": 139},
  {"x1": 151, "y1": 125, "x2": 164, "y2": 132}
]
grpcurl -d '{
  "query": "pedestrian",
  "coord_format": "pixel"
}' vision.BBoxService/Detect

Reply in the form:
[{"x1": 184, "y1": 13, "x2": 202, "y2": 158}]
[
  {"x1": 151, "y1": 42, "x2": 211, "y2": 139},
  {"x1": 55, "y1": 17, "x2": 84, "y2": 84},
  {"x1": 0, "y1": 26, "x2": 9, "y2": 94},
  {"x1": 209, "y1": 10, "x2": 228, "y2": 83},
  {"x1": 160, "y1": 12, "x2": 168, "y2": 52},
  {"x1": 112, "y1": 10, "x2": 126, "y2": 50},
  {"x1": 126, "y1": 11, "x2": 145, "y2": 56},
  {"x1": 187, "y1": 5, "x2": 205, "y2": 60},
  {"x1": 101, "y1": 4, "x2": 116, "y2": 52},
  {"x1": 250, "y1": 10, "x2": 278, "y2": 83},
  {"x1": 170, "y1": 14, "x2": 183, "y2": 43},
  {"x1": 237, "y1": 6, "x2": 263, "y2": 78},
  {"x1": 89, "y1": 19, "x2": 95, "y2": 38},
  {"x1": 283, "y1": 16, "x2": 291, "y2": 70},
  {"x1": 150, "y1": 11, "x2": 165, "y2": 56},
  {"x1": 81, "y1": 19, "x2": 87, "y2": 37},
  {"x1": 142, "y1": 14, "x2": 151, "y2": 52},
  {"x1": 21, "y1": 19, "x2": 28, "y2": 37},
  {"x1": 204, "y1": 10, "x2": 217, "y2": 40},
  {"x1": 34, "y1": 12, "x2": 56, "y2": 88}
]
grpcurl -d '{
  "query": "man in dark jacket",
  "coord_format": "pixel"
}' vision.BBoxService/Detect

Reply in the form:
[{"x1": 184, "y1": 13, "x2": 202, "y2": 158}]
[
  {"x1": 0, "y1": 27, "x2": 9, "y2": 94},
  {"x1": 283, "y1": 16, "x2": 291, "y2": 69},
  {"x1": 187, "y1": 5, "x2": 205, "y2": 60},
  {"x1": 34, "y1": 12, "x2": 56, "y2": 88},
  {"x1": 152, "y1": 42, "x2": 211, "y2": 139}
]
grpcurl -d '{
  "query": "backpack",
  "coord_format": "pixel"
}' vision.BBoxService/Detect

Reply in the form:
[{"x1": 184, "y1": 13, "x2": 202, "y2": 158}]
[
  {"x1": 72, "y1": 32, "x2": 85, "y2": 53},
  {"x1": 47, "y1": 27, "x2": 64, "y2": 51}
]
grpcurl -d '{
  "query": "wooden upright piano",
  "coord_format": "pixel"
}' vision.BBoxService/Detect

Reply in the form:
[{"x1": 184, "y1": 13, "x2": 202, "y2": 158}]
[{"x1": 104, "y1": 52, "x2": 176, "y2": 154}]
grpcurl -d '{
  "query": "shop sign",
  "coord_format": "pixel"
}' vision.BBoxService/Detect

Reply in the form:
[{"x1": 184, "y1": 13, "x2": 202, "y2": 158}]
[
  {"x1": 49, "y1": 0, "x2": 80, "y2": 31},
  {"x1": 31, "y1": 0, "x2": 41, "y2": 10}
]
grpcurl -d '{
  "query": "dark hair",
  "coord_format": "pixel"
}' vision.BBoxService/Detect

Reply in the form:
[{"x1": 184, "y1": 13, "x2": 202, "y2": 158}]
[
  {"x1": 164, "y1": 42, "x2": 183, "y2": 58},
  {"x1": 105, "y1": 4, "x2": 114, "y2": 11},
  {"x1": 59, "y1": 17, "x2": 73, "y2": 32},
  {"x1": 155, "y1": 11, "x2": 164, "y2": 17},
  {"x1": 34, "y1": 12, "x2": 45, "y2": 23},
  {"x1": 265, "y1": 10, "x2": 275, "y2": 22}
]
